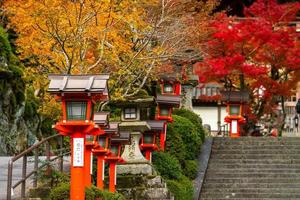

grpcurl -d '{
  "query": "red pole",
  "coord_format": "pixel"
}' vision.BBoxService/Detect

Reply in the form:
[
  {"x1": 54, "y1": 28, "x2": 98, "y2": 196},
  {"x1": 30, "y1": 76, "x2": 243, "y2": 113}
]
[
  {"x1": 160, "y1": 133, "x2": 165, "y2": 151},
  {"x1": 97, "y1": 155, "x2": 105, "y2": 189},
  {"x1": 84, "y1": 146, "x2": 93, "y2": 187},
  {"x1": 109, "y1": 161, "x2": 117, "y2": 192},
  {"x1": 70, "y1": 133, "x2": 85, "y2": 200},
  {"x1": 145, "y1": 150, "x2": 151, "y2": 161}
]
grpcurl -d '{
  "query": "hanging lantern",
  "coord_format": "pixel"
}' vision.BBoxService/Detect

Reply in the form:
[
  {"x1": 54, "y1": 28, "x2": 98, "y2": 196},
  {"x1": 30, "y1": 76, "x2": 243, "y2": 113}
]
[
  {"x1": 98, "y1": 136, "x2": 110, "y2": 149},
  {"x1": 143, "y1": 134, "x2": 155, "y2": 144},
  {"x1": 229, "y1": 104, "x2": 241, "y2": 116},
  {"x1": 85, "y1": 135, "x2": 95, "y2": 143}
]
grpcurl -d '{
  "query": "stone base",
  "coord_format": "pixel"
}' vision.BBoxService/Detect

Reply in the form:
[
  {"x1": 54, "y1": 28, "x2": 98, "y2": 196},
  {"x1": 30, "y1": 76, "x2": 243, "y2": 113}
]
[
  {"x1": 117, "y1": 163, "x2": 154, "y2": 175},
  {"x1": 117, "y1": 175, "x2": 174, "y2": 200}
]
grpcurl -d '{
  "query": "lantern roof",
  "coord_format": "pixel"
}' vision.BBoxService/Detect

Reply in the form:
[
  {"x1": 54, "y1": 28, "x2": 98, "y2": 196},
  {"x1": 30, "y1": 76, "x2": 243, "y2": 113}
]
[
  {"x1": 119, "y1": 121, "x2": 151, "y2": 132},
  {"x1": 104, "y1": 122, "x2": 120, "y2": 135},
  {"x1": 156, "y1": 94, "x2": 180, "y2": 107},
  {"x1": 47, "y1": 74, "x2": 109, "y2": 96},
  {"x1": 112, "y1": 97, "x2": 156, "y2": 108},
  {"x1": 220, "y1": 90, "x2": 249, "y2": 103},
  {"x1": 111, "y1": 131, "x2": 130, "y2": 144},
  {"x1": 146, "y1": 120, "x2": 166, "y2": 131},
  {"x1": 94, "y1": 112, "x2": 110, "y2": 128}
]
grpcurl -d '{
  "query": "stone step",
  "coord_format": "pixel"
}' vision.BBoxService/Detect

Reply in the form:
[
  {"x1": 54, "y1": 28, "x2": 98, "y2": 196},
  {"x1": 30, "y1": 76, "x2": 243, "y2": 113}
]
[
  {"x1": 211, "y1": 149, "x2": 300, "y2": 154},
  {"x1": 204, "y1": 178, "x2": 300, "y2": 184},
  {"x1": 213, "y1": 137, "x2": 300, "y2": 142},
  {"x1": 206, "y1": 168, "x2": 300, "y2": 174},
  {"x1": 208, "y1": 163, "x2": 300, "y2": 169},
  {"x1": 202, "y1": 182, "x2": 300, "y2": 189},
  {"x1": 210, "y1": 154, "x2": 300, "y2": 159},
  {"x1": 200, "y1": 192, "x2": 300, "y2": 199},
  {"x1": 212, "y1": 145, "x2": 300, "y2": 150},
  {"x1": 205, "y1": 172, "x2": 300, "y2": 178},
  {"x1": 209, "y1": 158, "x2": 300, "y2": 164},
  {"x1": 201, "y1": 199, "x2": 300, "y2": 200},
  {"x1": 201, "y1": 188, "x2": 300, "y2": 194}
]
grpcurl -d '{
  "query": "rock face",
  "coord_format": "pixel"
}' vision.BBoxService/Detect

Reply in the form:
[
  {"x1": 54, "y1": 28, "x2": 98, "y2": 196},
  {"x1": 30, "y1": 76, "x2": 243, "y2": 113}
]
[
  {"x1": 117, "y1": 175, "x2": 174, "y2": 200},
  {"x1": 0, "y1": 27, "x2": 39, "y2": 155},
  {"x1": 199, "y1": 137, "x2": 300, "y2": 199}
]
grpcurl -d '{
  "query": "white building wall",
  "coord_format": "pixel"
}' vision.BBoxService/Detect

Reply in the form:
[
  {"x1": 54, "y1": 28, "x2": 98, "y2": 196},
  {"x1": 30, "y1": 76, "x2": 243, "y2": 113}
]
[{"x1": 193, "y1": 106, "x2": 227, "y2": 131}]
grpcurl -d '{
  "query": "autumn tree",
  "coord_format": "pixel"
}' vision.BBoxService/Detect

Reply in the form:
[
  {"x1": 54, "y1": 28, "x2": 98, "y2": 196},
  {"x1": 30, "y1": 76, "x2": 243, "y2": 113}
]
[{"x1": 194, "y1": 0, "x2": 300, "y2": 130}]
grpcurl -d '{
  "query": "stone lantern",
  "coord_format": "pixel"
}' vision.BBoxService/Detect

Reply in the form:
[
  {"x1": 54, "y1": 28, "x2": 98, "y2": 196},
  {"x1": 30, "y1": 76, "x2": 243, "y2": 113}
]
[
  {"x1": 48, "y1": 74, "x2": 109, "y2": 200},
  {"x1": 114, "y1": 97, "x2": 155, "y2": 175}
]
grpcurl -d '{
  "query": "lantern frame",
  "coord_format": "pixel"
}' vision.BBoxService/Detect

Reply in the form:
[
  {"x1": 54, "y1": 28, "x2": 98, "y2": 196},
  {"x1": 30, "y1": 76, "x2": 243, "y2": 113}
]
[
  {"x1": 227, "y1": 104, "x2": 242, "y2": 117},
  {"x1": 97, "y1": 135, "x2": 110, "y2": 149},
  {"x1": 156, "y1": 106, "x2": 172, "y2": 121}
]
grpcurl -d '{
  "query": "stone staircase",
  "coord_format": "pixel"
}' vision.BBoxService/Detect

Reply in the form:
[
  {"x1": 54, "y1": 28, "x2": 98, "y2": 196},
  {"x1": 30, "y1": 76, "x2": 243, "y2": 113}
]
[{"x1": 199, "y1": 137, "x2": 300, "y2": 199}]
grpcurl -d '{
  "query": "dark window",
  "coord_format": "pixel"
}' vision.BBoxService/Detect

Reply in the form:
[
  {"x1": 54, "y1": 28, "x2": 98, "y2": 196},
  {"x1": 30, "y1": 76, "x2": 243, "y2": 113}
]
[
  {"x1": 110, "y1": 145, "x2": 119, "y2": 156},
  {"x1": 124, "y1": 108, "x2": 137, "y2": 119},
  {"x1": 163, "y1": 84, "x2": 173, "y2": 93},
  {"x1": 66, "y1": 101, "x2": 87, "y2": 120},
  {"x1": 229, "y1": 105, "x2": 240, "y2": 115},
  {"x1": 160, "y1": 107, "x2": 170, "y2": 116},
  {"x1": 144, "y1": 135, "x2": 153, "y2": 144}
]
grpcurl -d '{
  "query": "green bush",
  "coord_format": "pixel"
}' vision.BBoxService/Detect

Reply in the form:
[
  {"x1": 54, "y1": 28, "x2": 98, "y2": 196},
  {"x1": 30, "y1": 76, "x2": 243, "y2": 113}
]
[
  {"x1": 167, "y1": 115, "x2": 202, "y2": 161},
  {"x1": 48, "y1": 183, "x2": 125, "y2": 200},
  {"x1": 48, "y1": 182, "x2": 69, "y2": 200},
  {"x1": 166, "y1": 175, "x2": 194, "y2": 200},
  {"x1": 91, "y1": 186, "x2": 126, "y2": 200},
  {"x1": 152, "y1": 151, "x2": 182, "y2": 180},
  {"x1": 183, "y1": 160, "x2": 198, "y2": 180},
  {"x1": 173, "y1": 108, "x2": 205, "y2": 142}
]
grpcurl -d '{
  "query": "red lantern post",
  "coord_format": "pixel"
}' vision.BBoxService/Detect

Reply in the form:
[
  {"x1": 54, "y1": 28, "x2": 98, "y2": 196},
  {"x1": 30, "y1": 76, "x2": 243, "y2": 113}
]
[
  {"x1": 105, "y1": 131, "x2": 130, "y2": 192},
  {"x1": 48, "y1": 74, "x2": 109, "y2": 200},
  {"x1": 221, "y1": 90, "x2": 249, "y2": 138}
]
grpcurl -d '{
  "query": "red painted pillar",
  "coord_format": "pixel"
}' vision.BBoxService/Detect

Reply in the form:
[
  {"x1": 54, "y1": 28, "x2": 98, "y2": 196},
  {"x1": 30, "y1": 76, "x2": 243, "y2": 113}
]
[
  {"x1": 160, "y1": 133, "x2": 165, "y2": 151},
  {"x1": 70, "y1": 133, "x2": 85, "y2": 200},
  {"x1": 84, "y1": 145, "x2": 93, "y2": 187},
  {"x1": 97, "y1": 155, "x2": 105, "y2": 189},
  {"x1": 109, "y1": 161, "x2": 117, "y2": 192},
  {"x1": 145, "y1": 150, "x2": 151, "y2": 161}
]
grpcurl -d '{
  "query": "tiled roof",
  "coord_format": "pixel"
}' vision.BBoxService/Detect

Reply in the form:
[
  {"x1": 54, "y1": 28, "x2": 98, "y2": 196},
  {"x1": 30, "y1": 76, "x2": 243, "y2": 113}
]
[
  {"x1": 156, "y1": 94, "x2": 181, "y2": 107},
  {"x1": 220, "y1": 90, "x2": 249, "y2": 103},
  {"x1": 146, "y1": 120, "x2": 166, "y2": 131},
  {"x1": 48, "y1": 74, "x2": 109, "y2": 95},
  {"x1": 94, "y1": 112, "x2": 109, "y2": 127},
  {"x1": 111, "y1": 131, "x2": 130, "y2": 144}
]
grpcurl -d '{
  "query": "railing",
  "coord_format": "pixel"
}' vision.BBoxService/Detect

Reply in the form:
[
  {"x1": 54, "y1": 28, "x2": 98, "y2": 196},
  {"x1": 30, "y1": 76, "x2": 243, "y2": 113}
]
[
  {"x1": 217, "y1": 124, "x2": 229, "y2": 136},
  {"x1": 7, "y1": 134, "x2": 70, "y2": 200}
]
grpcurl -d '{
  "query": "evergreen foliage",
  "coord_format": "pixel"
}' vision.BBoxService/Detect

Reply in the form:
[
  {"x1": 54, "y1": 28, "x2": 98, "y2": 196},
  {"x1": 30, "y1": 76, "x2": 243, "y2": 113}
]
[
  {"x1": 152, "y1": 151, "x2": 182, "y2": 180},
  {"x1": 173, "y1": 108, "x2": 205, "y2": 142},
  {"x1": 48, "y1": 183, "x2": 125, "y2": 200},
  {"x1": 166, "y1": 176, "x2": 194, "y2": 200},
  {"x1": 153, "y1": 108, "x2": 205, "y2": 199}
]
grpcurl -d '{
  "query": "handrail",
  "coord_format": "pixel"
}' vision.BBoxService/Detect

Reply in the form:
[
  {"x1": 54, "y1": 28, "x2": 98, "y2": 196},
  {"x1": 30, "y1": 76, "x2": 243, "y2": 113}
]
[
  {"x1": 7, "y1": 133, "x2": 69, "y2": 200},
  {"x1": 217, "y1": 124, "x2": 229, "y2": 137}
]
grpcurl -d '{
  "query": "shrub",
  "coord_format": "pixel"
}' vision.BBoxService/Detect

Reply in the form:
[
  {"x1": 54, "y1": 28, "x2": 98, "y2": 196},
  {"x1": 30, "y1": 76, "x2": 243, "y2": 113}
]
[
  {"x1": 48, "y1": 182, "x2": 69, "y2": 200},
  {"x1": 183, "y1": 160, "x2": 198, "y2": 180},
  {"x1": 152, "y1": 151, "x2": 182, "y2": 180},
  {"x1": 167, "y1": 115, "x2": 202, "y2": 161},
  {"x1": 48, "y1": 183, "x2": 125, "y2": 200},
  {"x1": 166, "y1": 175, "x2": 194, "y2": 200},
  {"x1": 173, "y1": 108, "x2": 205, "y2": 142},
  {"x1": 91, "y1": 186, "x2": 126, "y2": 200}
]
